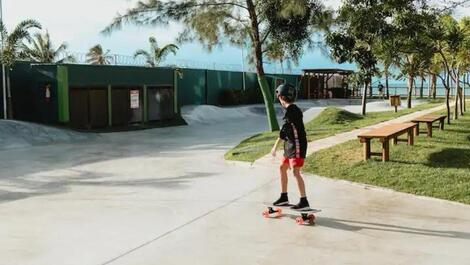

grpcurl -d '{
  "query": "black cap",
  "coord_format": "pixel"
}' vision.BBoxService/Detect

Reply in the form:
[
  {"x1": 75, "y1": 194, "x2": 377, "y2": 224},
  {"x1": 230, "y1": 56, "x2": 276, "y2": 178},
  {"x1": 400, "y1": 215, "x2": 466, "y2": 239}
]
[{"x1": 275, "y1": 83, "x2": 297, "y2": 102}]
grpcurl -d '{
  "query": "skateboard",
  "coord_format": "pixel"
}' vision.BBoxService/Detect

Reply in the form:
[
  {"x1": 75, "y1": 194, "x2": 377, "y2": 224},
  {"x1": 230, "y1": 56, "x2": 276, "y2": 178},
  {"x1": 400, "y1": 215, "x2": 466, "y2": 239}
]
[{"x1": 262, "y1": 202, "x2": 321, "y2": 225}]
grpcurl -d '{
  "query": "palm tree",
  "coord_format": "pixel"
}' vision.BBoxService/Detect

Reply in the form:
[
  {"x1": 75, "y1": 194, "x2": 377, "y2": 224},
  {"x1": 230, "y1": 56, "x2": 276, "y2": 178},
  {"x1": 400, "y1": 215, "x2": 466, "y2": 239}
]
[
  {"x1": 86, "y1": 44, "x2": 113, "y2": 65},
  {"x1": 134, "y1": 37, "x2": 178, "y2": 67},
  {"x1": 21, "y1": 31, "x2": 74, "y2": 63},
  {"x1": 375, "y1": 41, "x2": 397, "y2": 99},
  {"x1": 426, "y1": 56, "x2": 443, "y2": 99},
  {"x1": 0, "y1": 19, "x2": 42, "y2": 119}
]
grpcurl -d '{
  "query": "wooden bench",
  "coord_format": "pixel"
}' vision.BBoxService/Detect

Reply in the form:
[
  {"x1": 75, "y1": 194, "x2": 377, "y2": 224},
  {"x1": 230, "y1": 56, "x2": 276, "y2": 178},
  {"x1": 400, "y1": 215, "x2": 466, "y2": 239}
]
[
  {"x1": 411, "y1": 115, "x2": 446, "y2": 138},
  {"x1": 358, "y1": 123, "x2": 417, "y2": 162}
]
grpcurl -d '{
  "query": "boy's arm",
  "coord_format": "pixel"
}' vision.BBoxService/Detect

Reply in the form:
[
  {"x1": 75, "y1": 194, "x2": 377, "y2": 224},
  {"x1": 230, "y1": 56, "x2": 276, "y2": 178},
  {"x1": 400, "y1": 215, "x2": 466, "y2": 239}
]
[
  {"x1": 273, "y1": 119, "x2": 289, "y2": 157},
  {"x1": 271, "y1": 138, "x2": 283, "y2": 157}
]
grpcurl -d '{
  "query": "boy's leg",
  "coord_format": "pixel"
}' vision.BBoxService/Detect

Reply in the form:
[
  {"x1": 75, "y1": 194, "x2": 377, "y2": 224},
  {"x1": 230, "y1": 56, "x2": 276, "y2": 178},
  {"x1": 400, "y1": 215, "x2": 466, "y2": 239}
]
[
  {"x1": 273, "y1": 159, "x2": 290, "y2": 206},
  {"x1": 293, "y1": 167, "x2": 306, "y2": 197},
  {"x1": 280, "y1": 163, "x2": 289, "y2": 193},
  {"x1": 291, "y1": 166, "x2": 310, "y2": 210}
]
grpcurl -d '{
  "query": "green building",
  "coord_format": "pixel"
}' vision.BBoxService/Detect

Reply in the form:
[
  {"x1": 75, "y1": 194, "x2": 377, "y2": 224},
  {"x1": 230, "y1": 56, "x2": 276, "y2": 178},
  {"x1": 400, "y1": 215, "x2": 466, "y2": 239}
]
[{"x1": 1, "y1": 62, "x2": 300, "y2": 130}]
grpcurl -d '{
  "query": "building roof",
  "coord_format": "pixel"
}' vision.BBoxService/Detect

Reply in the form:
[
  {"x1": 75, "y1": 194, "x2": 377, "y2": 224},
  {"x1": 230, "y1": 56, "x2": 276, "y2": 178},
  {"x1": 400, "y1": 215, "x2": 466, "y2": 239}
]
[{"x1": 302, "y1": 68, "x2": 354, "y2": 75}]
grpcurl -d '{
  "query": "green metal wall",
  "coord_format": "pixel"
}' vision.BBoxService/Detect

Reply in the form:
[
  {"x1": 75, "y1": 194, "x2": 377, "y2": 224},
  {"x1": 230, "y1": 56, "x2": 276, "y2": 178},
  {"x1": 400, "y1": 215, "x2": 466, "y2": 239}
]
[
  {"x1": 66, "y1": 64, "x2": 174, "y2": 87},
  {"x1": 176, "y1": 69, "x2": 301, "y2": 106},
  {"x1": 178, "y1": 69, "x2": 207, "y2": 106},
  {"x1": 10, "y1": 62, "x2": 59, "y2": 123},
  {"x1": 245, "y1": 73, "x2": 260, "y2": 90},
  {"x1": 7, "y1": 62, "x2": 302, "y2": 128},
  {"x1": 206, "y1": 70, "x2": 244, "y2": 105}
]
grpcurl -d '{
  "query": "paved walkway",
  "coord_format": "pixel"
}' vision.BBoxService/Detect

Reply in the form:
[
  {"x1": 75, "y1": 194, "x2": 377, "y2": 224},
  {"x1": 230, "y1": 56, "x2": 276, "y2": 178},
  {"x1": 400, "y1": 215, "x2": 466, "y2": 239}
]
[{"x1": 1, "y1": 103, "x2": 469, "y2": 265}]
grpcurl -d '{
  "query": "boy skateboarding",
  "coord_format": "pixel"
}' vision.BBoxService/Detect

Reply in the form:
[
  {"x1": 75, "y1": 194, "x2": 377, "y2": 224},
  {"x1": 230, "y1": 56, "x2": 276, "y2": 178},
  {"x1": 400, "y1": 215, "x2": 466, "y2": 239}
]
[{"x1": 270, "y1": 84, "x2": 310, "y2": 210}]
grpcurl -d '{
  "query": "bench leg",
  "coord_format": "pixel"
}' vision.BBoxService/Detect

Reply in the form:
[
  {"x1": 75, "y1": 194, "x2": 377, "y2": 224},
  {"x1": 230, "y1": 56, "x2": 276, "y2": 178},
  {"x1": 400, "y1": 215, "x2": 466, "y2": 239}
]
[
  {"x1": 440, "y1": 119, "x2": 445, "y2": 130},
  {"x1": 363, "y1": 139, "x2": 371, "y2": 161},
  {"x1": 414, "y1": 123, "x2": 420, "y2": 136},
  {"x1": 393, "y1": 137, "x2": 398, "y2": 145},
  {"x1": 382, "y1": 140, "x2": 390, "y2": 162},
  {"x1": 427, "y1": 122, "x2": 432, "y2": 137},
  {"x1": 408, "y1": 129, "x2": 414, "y2": 146}
]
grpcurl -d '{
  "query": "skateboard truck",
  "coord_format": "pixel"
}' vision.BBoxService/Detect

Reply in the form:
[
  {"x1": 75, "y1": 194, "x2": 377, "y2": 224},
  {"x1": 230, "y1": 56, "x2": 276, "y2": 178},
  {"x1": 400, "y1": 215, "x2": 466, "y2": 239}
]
[
  {"x1": 296, "y1": 213, "x2": 316, "y2": 225},
  {"x1": 262, "y1": 207, "x2": 283, "y2": 218}
]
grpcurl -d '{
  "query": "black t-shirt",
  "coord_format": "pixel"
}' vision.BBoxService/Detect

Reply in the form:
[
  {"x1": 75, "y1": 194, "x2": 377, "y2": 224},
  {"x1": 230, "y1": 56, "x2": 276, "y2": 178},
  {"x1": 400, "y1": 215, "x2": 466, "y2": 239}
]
[{"x1": 279, "y1": 104, "x2": 308, "y2": 158}]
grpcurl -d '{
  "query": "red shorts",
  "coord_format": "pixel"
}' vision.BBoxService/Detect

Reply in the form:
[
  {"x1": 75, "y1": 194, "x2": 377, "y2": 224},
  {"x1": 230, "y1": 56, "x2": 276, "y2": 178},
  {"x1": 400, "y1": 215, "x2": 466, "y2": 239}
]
[{"x1": 281, "y1": 157, "x2": 305, "y2": 168}]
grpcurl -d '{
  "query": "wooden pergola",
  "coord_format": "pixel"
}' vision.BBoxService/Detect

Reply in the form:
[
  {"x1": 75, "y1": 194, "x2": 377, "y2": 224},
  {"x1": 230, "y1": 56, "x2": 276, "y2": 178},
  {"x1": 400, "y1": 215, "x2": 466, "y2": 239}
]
[{"x1": 301, "y1": 68, "x2": 354, "y2": 99}]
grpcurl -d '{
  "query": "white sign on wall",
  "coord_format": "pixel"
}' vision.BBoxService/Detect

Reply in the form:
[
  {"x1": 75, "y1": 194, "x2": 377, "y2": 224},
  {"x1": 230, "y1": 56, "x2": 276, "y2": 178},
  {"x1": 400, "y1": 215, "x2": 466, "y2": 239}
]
[{"x1": 130, "y1": 90, "x2": 140, "y2": 109}]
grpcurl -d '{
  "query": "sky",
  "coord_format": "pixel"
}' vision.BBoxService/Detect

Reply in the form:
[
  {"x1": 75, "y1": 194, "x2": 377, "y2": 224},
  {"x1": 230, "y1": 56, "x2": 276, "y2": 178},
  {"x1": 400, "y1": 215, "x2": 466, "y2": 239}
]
[{"x1": 2, "y1": 0, "x2": 470, "y2": 74}]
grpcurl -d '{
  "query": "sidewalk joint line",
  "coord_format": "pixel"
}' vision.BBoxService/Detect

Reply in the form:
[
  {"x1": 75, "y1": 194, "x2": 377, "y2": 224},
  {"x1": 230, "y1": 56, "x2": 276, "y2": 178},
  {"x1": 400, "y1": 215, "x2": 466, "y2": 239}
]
[{"x1": 101, "y1": 177, "x2": 276, "y2": 265}]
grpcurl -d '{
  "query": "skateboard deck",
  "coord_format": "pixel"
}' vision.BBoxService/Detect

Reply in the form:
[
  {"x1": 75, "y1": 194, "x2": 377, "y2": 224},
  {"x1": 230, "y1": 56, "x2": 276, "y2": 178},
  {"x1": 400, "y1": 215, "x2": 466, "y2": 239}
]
[{"x1": 262, "y1": 202, "x2": 321, "y2": 225}]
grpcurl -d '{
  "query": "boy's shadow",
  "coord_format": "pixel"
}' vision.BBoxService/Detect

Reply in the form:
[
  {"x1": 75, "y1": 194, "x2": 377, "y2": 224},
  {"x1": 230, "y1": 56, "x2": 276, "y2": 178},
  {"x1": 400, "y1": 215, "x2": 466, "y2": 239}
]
[{"x1": 285, "y1": 215, "x2": 470, "y2": 240}]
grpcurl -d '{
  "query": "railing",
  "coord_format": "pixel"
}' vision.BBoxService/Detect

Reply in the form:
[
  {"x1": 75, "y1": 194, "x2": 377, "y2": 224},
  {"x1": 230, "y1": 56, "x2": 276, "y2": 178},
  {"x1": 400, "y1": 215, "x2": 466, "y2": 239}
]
[
  {"x1": 357, "y1": 86, "x2": 467, "y2": 97},
  {"x1": 63, "y1": 52, "x2": 303, "y2": 74}
]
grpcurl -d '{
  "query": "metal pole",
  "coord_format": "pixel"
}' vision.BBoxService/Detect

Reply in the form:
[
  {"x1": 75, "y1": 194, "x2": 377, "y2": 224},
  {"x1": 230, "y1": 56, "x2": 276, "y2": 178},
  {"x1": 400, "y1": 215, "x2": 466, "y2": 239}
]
[{"x1": 0, "y1": 0, "x2": 6, "y2": 119}]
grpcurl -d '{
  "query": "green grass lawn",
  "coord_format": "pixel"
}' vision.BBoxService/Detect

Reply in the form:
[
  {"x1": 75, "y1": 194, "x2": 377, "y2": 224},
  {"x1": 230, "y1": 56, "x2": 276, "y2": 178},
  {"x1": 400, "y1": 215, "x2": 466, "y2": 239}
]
[
  {"x1": 225, "y1": 99, "x2": 444, "y2": 162},
  {"x1": 303, "y1": 107, "x2": 470, "y2": 204}
]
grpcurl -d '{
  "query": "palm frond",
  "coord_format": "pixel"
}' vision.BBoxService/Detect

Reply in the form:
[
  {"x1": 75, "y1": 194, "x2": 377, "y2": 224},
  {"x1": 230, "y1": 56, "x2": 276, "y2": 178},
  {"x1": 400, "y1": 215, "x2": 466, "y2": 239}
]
[
  {"x1": 155, "y1": 44, "x2": 179, "y2": 64},
  {"x1": 55, "y1": 43, "x2": 68, "y2": 56},
  {"x1": 134, "y1": 49, "x2": 155, "y2": 67},
  {"x1": 134, "y1": 49, "x2": 150, "y2": 58},
  {"x1": 0, "y1": 19, "x2": 41, "y2": 65}
]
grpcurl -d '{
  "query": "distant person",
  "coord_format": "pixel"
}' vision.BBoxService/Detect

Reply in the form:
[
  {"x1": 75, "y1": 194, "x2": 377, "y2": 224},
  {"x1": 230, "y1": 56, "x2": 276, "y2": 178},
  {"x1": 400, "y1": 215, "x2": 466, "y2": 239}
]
[
  {"x1": 270, "y1": 84, "x2": 310, "y2": 210},
  {"x1": 378, "y1": 82, "x2": 385, "y2": 99}
]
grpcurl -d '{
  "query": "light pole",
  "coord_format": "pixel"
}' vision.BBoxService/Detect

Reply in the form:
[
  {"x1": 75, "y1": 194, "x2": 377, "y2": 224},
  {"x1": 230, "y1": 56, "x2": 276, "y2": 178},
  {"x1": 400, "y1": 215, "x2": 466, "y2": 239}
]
[{"x1": 0, "y1": 0, "x2": 6, "y2": 119}]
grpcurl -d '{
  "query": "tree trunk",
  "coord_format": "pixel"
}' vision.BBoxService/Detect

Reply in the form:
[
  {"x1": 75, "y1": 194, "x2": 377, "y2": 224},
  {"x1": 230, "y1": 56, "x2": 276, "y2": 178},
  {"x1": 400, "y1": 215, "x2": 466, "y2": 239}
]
[
  {"x1": 257, "y1": 74, "x2": 278, "y2": 131},
  {"x1": 6, "y1": 70, "x2": 13, "y2": 119},
  {"x1": 246, "y1": 0, "x2": 279, "y2": 131},
  {"x1": 407, "y1": 74, "x2": 413, "y2": 108},
  {"x1": 427, "y1": 74, "x2": 431, "y2": 98},
  {"x1": 361, "y1": 82, "x2": 368, "y2": 115},
  {"x1": 458, "y1": 75, "x2": 463, "y2": 116},
  {"x1": 431, "y1": 74, "x2": 437, "y2": 99},
  {"x1": 446, "y1": 88, "x2": 451, "y2": 125},
  {"x1": 451, "y1": 75, "x2": 455, "y2": 97},
  {"x1": 385, "y1": 72, "x2": 390, "y2": 99},
  {"x1": 459, "y1": 87, "x2": 464, "y2": 115},
  {"x1": 464, "y1": 74, "x2": 467, "y2": 112},
  {"x1": 453, "y1": 71, "x2": 459, "y2": 120},
  {"x1": 445, "y1": 72, "x2": 451, "y2": 125},
  {"x1": 419, "y1": 76, "x2": 424, "y2": 98}
]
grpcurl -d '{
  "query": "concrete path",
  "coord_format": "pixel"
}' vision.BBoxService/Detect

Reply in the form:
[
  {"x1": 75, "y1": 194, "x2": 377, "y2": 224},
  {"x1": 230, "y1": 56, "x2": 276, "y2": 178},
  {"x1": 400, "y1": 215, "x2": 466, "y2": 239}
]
[{"x1": 1, "y1": 102, "x2": 469, "y2": 265}]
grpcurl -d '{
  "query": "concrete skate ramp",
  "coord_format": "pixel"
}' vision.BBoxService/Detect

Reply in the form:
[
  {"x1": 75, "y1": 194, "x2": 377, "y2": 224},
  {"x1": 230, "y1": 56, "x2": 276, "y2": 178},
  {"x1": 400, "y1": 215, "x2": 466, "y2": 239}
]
[
  {"x1": 0, "y1": 120, "x2": 95, "y2": 150},
  {"x1": 182, "y1": 102, "x2": 329, "y2": 126},
  {"x1": 181, "y1": 105, "x2": 262, "y2": 125},
  {"x1": 181, "y1": 99, "x2": 428, "y2": 126}
]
